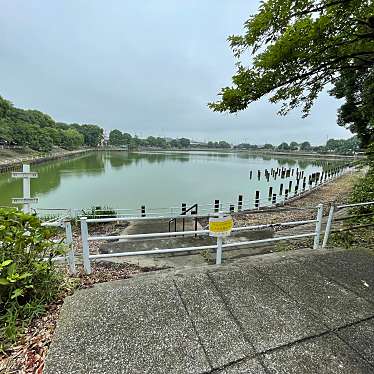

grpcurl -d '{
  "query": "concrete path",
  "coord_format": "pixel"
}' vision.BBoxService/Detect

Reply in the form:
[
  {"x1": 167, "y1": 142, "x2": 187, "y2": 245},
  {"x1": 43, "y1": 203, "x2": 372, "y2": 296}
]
[{"x1": 45, "y1": 248, "x2": 374, "y2": 373}]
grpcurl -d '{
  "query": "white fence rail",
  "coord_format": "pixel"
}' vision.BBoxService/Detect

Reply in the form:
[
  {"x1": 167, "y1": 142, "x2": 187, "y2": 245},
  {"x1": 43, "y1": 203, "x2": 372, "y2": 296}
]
[
  {"x1": 79, "y1": 204, "x2": 323, "y2": 274},
  {"x1": 322, "y1": 201, "x2": 374, "y2": 248},
  {"x1": 44, "y1": 199, "x2": 374, "y2": 276},
  {"x1": 42, "y1": 218, "x2": 76, "y2": 275}
]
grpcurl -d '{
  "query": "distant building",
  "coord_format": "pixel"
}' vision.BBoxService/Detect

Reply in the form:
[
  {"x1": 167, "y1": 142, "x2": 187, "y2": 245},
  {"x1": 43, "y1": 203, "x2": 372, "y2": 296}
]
[
  {"x1": 101, "y1": 130, "x2": 110, "y2": 147},
  {"x1": 190, "y1": 140, "x2": 207, "y2": 147}
]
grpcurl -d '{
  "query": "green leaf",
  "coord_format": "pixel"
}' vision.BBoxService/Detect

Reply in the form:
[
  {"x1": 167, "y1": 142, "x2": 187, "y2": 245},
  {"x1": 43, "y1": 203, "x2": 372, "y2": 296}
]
[
  {"x1": 0, "y1": 278, "x2": 9, "y2": 285},
  {"x1": 11, "y1": 288, "x2": 24, "y2": 299},
  {"x1": 0, "y1": 259, "x2": 12, "y2": 267}
]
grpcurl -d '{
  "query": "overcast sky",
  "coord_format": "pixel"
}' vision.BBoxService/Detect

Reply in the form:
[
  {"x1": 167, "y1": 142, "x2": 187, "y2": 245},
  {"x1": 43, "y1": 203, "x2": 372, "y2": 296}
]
[{"x1": 0, "y1": 0, "x2": 351, "y2": 145}]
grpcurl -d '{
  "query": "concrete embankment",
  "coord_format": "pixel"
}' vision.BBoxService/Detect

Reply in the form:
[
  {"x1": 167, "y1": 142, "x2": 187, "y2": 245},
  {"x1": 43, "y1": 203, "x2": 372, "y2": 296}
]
[{"x1": 0, "y1": 148, "x2": 93, "y2": 173}]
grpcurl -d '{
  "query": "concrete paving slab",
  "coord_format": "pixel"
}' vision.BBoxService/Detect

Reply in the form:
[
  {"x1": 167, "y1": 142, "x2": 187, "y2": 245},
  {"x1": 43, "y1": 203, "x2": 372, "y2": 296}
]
[
  {"x1": 254, "y1": 259, "x2": 374, "y2": 329},
  {"x1": 209, "y1": 266, "x2": 326, "y2": 352},
  {"x1": 263, "y1": 334, "x2": 374, "y2": 373},
  {"x1": 217, "y1": 358, "x2": 267, "y2": 373},
  {"x1": 44, "y1": 275, "x2": 211, "y2": 374},
  {"x1": 338, "y1": 318, "x2": 374, "y2": 365},
  {"x1": 173, "y1": 272, "x2": 253, "y2": 369},
  {"x1": 301, "y1": 249, "x2": 374, "y2": 302},
  {"x1": 45, "y1": 249, "x2": 374, "y2": 374}
]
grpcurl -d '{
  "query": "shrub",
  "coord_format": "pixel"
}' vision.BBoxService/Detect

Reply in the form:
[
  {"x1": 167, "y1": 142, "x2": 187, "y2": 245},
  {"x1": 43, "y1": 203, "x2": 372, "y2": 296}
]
[
  {"x1": 81, "y1": 206, "x2": 117, "y2": 219},
  {"x1": 0, "y1": 208, "x2": 64, "y2": 349},
  {"x1": 349, "y1": 143, "x2": 374, "y2": 223}
]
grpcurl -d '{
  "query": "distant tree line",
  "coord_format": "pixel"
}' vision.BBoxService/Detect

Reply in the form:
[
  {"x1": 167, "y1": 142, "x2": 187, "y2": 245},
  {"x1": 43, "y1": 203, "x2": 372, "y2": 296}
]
[
  {"x1": 0, "y1": 96, "x2": 103, "y2": 152},
  {"x1": 0, "y1": 95, "x2": 362, "y2": 156},
  {"x1": 108, "y1": 129, "x2": 234, "y2": 150},
  {"x1": 108, "y1": 129, "x2": 192, "y2": 149},
  {"x1": 234, "y1": 137, "x2": 361, "y2": 155},
  {"x1": 206, "y1": 141, "x2": 231, "y2": 149}
]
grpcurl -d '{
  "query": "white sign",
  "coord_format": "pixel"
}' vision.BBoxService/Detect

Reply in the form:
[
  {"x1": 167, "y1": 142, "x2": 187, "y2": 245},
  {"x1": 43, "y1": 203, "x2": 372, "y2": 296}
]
[
  {"x1": 12, "y1": 198, "x2": 39, "y2": 204},
  {"x1": 12, "y1": 172, "x2": 38, "y2": 178}
]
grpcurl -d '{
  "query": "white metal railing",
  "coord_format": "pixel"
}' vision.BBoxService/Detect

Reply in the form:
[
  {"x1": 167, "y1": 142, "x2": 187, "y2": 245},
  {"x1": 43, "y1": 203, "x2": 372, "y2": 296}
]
[
  {"x1": 79, "y1": 204, "x2": 323, "y2": 274},
  {"x1": 322, "y1": 201, "x2": 374, "y2": 248},
  {"x1": 41, "y1": 218, "x2": 76, "y2": 275}
]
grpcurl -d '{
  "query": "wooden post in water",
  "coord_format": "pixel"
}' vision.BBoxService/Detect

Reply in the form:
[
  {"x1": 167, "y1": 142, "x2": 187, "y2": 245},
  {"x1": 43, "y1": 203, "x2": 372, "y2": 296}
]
[
  {"x1": 268, "y1": 186, "x2": 273, "y2": 200},
  {"x1": 254, "y1": 191, "x2": 260, "y2": 209},
  {"x1": 289, "y1": 180, "x2": 292, "y2": 194},
  {"x1": 303, "y1": 177, "x2": 306, "y2": 192},
  {"x1": 214, "y1": 200, "x2": 219, "y2": 213},
  {"x1": 238, "y1": 195, "x2": 243, "y2": 211},
  {"x1": 249, "y1": 170, "x2": 252, "y2": 179},
  {"x1": 279, "y1": 183, "x2": 283, "y2": 195},
  {"x1": 141, "y1": 205, "x2": 146, "y2": 217},
  {"x1": 182, "y1": 203, "x2": 186, "y2": 232},
  {"x1": 257, "y1": 170, "x2": 261, "y2": 180},
  {"x1": 192, "y1": 205, "x2": 198, "y2": 237},
  {"x1": 285, "y1": 189, "x2": 289, "y2": 200},
  {"x1": 230, "y1": 204, "x2": 235, "y2": 213},
  {"x1": 272, "y1": 193, "x2": 277, "y2": 205}
]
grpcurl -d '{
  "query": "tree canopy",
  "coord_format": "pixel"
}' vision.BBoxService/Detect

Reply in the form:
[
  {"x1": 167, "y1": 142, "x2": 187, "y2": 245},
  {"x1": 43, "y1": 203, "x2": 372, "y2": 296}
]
[
  {"x1": 0, "y1": 96, "x2": 102, "y2": 151},
  {"x1": 209, "y1": 0, "x2": 374, "y2": 146}
]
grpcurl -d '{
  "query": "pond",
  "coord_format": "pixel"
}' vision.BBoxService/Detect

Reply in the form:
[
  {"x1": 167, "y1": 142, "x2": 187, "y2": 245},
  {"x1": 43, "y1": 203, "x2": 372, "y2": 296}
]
[{"x1": 0, "y1": 151, "x2": 342, "y2": 214}]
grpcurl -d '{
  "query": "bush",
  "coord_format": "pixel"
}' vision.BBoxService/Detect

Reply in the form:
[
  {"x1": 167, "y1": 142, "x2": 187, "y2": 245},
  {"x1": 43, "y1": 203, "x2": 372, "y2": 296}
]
[
  {"x1": 81, "y1": 206, "x2": 117, "y2": 219},
  {"x1": 0, "y1": 208, "x2": 65, "y2": 349},
  {"x1": 349, "y1": 143, "x2": 374, "y2": 223}
]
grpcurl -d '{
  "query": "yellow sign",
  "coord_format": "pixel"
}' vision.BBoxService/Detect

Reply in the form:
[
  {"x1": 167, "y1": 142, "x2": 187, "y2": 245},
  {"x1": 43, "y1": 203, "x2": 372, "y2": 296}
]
[{"x1": 209, "y1": 215, "x2": 233, "y2": 237}]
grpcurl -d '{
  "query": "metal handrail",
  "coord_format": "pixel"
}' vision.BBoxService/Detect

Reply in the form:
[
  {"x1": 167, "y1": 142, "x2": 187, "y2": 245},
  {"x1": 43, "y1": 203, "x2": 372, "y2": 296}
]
[
  {"x1": 79, "y1": 205, "x2": 323, "y2": 275},
  {"x1": 322, "y1": 200, "x2": 374, "y2": 248}
]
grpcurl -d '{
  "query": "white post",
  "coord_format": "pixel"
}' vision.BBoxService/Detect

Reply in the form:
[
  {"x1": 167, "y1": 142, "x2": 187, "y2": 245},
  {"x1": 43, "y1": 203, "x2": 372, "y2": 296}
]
[
  {"x1": 313, "y1": 203, "x2": 324, "y2": 249},
  {"x1": 65, "y1": 220, "x2": 76, "y2": 275},
  {"x1": 23, "y1": 164, "x2": 31, "y2": 213},
  {"x1": 322, "y1": 204, "x2": 335, "y2": 249},
  {"x1": 80, "y1": 217, "x2": 92, "y2": 274},
  {"x1": 215, "y1": 211, "x2": 223, "y2": 265}
]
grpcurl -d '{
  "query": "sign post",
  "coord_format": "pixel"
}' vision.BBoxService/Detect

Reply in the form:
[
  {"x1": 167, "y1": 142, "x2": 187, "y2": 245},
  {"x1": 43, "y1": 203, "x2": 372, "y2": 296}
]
[
  {"x1": 12, "y1": 164, "x2": 39, "y2": 213},
  {"x1": 209, "y1": 211, "x2": 233, "y2": 265}
]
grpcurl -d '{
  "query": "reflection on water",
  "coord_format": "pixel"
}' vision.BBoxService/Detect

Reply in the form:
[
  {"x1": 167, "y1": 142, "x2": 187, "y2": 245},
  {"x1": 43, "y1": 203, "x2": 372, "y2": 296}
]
[{"x1": 0, "y1": 151, "x2": 345, "y2": 210}]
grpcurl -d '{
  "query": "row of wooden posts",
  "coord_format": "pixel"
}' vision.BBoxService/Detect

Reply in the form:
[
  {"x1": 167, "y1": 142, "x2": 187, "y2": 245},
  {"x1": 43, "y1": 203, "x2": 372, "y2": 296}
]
[
  {"x1": 136, "y1": 166, "x2": 346, "y2": 218},
  {"x1": 249, "y1": 166, "x2": 307, "y2": 181},
  {"x1": 248, "y1": 165, "x2": 348, "y2": 182}
]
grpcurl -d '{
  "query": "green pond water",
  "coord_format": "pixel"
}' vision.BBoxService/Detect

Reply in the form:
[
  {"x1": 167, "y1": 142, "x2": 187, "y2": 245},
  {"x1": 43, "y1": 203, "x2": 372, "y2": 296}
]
[{"x1": 0, "y1": 151, "x2": 342, "y2": 213}]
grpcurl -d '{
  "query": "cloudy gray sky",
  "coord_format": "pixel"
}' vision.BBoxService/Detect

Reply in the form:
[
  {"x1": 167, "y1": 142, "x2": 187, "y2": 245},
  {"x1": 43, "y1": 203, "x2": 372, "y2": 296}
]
[{"x1": 0, "y1": 0, "x2": 351, "y2": 145}]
